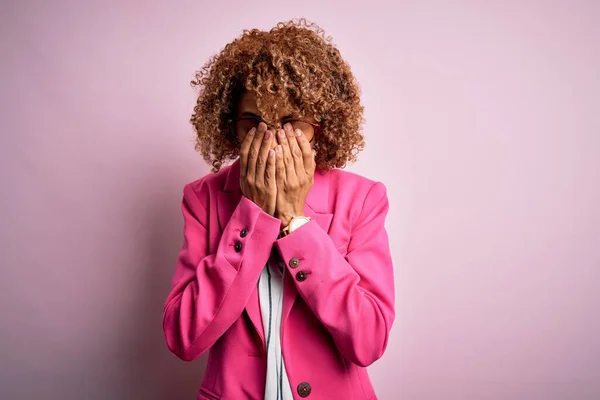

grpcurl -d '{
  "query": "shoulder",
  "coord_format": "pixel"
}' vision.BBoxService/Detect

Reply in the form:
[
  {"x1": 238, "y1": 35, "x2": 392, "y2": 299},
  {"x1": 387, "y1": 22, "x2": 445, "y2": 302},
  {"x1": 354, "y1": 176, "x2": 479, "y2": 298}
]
[
  {"x1": 319, "y1": 168, "x2": 389, "y2": 246},
  {"x1": 181, "y1": 164, "x2": 231, "y2": 204},
  {"x1": 323, "y1": 167, "x2": 389, "y2": 228},
  {"x1": 326, "y1": 167, "x2": 388, "y2": 200}
]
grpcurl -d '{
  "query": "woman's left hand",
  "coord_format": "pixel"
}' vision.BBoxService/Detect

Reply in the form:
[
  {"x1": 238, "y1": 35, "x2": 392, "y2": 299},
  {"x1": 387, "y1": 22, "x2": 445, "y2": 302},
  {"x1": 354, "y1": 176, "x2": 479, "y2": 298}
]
[{"x1": 274, "y1": 123, "x2": 316, "y2": 228}]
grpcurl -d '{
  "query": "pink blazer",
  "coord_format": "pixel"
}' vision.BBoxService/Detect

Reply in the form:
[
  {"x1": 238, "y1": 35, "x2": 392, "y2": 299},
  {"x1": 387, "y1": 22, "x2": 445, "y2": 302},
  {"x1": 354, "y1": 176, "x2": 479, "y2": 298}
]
[{"x1": 163, "y1": 158, "x2": 395, "y2": 400}]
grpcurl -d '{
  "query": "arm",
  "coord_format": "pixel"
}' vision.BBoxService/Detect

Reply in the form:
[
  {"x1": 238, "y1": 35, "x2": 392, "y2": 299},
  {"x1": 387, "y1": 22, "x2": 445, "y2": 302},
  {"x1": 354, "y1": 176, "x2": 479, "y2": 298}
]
[
  {"x1": 275, "y1": 182, "x2": 395, "y2": 367},
  {"x1": 163, "y1": 183, "x2": 281, "y2": 361}
]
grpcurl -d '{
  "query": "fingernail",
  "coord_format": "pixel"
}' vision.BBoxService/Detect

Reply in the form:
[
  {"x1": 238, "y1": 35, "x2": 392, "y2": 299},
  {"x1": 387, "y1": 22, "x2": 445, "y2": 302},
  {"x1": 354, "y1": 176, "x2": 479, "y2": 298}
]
[
  {"x1": 276, "y1": 145, "x2": 282, "y2": 152},
  {"x1": 284, "y1": 123, "x2": 293, "y2": 131},
  {"x1": 258, "y1": 122, "x2": 267, "y2": 132},
  {"x1": 278, "y1": 130, "x2": 286, "y2": 138},
  {"x1": 295, "y1": 129, "x2": 302, "y2": 136},
  {"x1": 264, "y1": 130, "x2": 271, "y2": 139},
  {"x1": 269, "y1": 149, "x2": 275, "y2": 157},
  {"x1": 248, "y1": 128, "x2": 256, "y2": 135}
]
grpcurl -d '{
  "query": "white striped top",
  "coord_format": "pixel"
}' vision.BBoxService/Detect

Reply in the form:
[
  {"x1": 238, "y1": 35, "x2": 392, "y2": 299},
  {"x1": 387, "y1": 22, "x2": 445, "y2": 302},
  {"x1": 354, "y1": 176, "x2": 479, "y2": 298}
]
[{"x1": 258, "y1": 251, "x2": 294, "y2": 400}]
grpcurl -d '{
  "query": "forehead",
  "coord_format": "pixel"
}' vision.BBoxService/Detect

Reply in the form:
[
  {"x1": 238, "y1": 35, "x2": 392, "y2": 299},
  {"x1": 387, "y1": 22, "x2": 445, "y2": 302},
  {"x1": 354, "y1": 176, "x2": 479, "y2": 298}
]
[
  {"x1": 237, "y1": 91, "x2": 259, "y2": 111},
  {"x1": 237, "y1": 91, "x2": 292, "y2": 117}
]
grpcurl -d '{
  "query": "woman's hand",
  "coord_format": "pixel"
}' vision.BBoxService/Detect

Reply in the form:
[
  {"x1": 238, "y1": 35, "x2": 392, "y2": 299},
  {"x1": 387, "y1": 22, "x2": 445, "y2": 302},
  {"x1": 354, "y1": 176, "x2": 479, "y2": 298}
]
[
  {"x1": 274, "y1": 123, "x2": 316, "y2": 227},
  {"x1": 240, "y1": 122, "x2": 277, "y2": 216}
]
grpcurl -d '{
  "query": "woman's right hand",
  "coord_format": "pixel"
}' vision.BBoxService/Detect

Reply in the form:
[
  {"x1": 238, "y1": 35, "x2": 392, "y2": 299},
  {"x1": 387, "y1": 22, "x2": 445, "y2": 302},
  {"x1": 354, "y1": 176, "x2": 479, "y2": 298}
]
[{"x1": 239, "y1": 122, "x2": 277, "y2": 216}]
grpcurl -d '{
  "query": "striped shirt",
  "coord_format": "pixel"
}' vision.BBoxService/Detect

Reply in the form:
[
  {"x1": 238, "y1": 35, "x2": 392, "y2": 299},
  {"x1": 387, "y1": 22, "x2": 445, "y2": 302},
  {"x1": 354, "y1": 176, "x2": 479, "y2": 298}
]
[{"x1": 258, "y1": 249, "x2": 294, "y2": 400}]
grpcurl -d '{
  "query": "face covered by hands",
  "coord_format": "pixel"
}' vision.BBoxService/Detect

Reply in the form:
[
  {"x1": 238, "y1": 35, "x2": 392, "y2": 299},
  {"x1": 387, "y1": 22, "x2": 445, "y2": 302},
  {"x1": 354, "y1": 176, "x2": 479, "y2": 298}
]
[{"x1": 236, "y1": 92, "x2": 318, "y2": 228}]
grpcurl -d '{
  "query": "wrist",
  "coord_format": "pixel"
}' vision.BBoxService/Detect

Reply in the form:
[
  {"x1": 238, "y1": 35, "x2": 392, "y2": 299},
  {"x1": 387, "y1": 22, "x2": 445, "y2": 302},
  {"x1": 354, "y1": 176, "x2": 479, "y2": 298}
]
[
  {"x1": 279, "y1": 216, "x2": 293, "y2": 229},
  {"x1": 278, "y1": 209, "x2": 303, "y2": 227},
  {"x1": 280, "y1": 215, "x2": 312, "y2": 237}
]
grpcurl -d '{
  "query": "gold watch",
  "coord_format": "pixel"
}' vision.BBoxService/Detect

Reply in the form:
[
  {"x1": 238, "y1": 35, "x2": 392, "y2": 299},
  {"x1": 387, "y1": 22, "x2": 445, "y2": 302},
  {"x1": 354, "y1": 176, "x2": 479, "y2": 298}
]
[{"x1": 280, "y1": 216, "x2": 312, "y2": 237}]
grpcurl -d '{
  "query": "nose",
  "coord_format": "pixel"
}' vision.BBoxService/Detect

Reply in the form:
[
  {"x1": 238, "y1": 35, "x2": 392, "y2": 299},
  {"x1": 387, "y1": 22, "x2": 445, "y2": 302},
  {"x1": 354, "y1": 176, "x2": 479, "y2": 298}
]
[
  {"x1": 266, "y1": 127, "x2": 283, "y2": 149},
  {"x1": 266, "y1": 123, "x2": 283, "y2": 133}
]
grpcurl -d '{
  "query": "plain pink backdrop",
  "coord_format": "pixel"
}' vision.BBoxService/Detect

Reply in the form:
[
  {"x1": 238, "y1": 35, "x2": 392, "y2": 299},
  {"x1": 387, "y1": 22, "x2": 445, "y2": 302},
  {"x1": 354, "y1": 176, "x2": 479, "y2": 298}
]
[{"x1": 1, "y1": 1, "x2": 599, "y2": 399}]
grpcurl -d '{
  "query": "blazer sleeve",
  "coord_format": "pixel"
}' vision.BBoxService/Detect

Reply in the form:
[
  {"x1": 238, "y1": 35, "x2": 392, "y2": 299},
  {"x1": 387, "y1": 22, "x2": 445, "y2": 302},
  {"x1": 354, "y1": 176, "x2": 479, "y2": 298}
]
[
  {"x1": 163, "y1": 183, "x2": 281, "y2": 361},
  {"x1": 275, "y1": 181, "x2": 395, "y2": 367}
]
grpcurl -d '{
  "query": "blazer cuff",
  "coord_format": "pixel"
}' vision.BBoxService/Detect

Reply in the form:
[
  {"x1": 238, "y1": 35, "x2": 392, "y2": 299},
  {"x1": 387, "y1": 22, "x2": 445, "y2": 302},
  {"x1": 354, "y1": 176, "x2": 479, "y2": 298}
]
[{"x1": 221, "y1": 195, "x2": 282, "y2": 270}]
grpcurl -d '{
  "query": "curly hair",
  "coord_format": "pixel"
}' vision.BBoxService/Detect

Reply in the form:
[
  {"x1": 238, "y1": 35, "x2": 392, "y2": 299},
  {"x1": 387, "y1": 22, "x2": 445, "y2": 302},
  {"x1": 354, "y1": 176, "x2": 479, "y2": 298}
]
[{"x1": 189, "y1": 18, "x2": 365, "y2": 173}]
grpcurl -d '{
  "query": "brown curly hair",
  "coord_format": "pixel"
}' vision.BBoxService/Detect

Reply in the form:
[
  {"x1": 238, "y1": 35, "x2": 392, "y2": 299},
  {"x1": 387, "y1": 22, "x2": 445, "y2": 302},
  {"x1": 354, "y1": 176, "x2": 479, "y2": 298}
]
[{"x1": 189, "y1": 18, "x2": 365, "y2": 173}]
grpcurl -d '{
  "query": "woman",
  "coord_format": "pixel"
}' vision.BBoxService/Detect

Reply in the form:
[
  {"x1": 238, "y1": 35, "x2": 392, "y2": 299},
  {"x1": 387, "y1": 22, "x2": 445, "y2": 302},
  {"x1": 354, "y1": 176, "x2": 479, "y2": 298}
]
[{"x1": 163, "y1": 19, "x2": 395, "y2": 400}]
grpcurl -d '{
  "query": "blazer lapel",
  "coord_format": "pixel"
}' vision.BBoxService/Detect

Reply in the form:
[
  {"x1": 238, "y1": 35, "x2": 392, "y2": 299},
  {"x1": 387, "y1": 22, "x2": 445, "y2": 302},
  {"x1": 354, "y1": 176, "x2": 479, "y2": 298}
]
[
  {"x1": 216, "y1": 190, "x2": 241, "y2": 234},
  {"x1": 280, "y1": 167, "x2": 333, "y2": 332}
]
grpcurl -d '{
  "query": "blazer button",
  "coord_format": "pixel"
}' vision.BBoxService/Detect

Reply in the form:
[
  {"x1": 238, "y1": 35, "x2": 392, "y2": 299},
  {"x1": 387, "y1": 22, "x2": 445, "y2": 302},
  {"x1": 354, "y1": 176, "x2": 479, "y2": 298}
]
[
  {"x1": 289, "y1": 257, "x2": 300, "y2": 268},
  {"x1": 297, "y1": 382, "x2": 311, "y2": 397},
  {"x1": 240, "y1": 228, "x2": 248, "y2": 238},
  {"x1": 295, "y1": 271, "x2": 307, "y2": 282},
  {"x1": 234, "y1": 241, "x2": 243, "y2": 252}
]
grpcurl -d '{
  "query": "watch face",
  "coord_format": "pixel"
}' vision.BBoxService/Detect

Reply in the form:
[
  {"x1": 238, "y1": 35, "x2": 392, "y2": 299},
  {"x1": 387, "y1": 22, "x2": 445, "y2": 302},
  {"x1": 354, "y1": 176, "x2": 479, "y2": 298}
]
[{"x1": 290, "y1": 217, "x2": 310, "y2": 231}]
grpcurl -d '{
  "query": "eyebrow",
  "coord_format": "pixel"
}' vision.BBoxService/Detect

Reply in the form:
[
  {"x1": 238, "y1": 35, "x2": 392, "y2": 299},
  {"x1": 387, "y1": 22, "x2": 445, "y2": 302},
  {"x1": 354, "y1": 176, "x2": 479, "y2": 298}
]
[
  {"x1": 239, "y1": 112, "x2": 296, "y2": 120},
  {"x1": 241, "y1": 111, "x2": 261, "y2": 118}
]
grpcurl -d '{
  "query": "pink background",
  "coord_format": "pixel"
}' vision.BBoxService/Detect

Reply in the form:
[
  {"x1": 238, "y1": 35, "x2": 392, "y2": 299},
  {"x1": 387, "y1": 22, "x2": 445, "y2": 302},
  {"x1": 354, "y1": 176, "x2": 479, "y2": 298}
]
[{"x1": 2, "y1": 1, "x2": 599, "y2": 399}]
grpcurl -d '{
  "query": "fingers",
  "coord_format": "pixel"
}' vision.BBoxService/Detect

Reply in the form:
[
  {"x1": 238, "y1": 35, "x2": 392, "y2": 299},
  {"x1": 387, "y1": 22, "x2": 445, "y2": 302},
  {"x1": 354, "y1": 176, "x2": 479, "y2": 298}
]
[
  {"x1": 265, "y1": 147, "x2": 276, "y2": 190},
  {"x1": 264, "y1": 147, "x2": 277, "y2": 216},
  {"x1": 282, "y1": 124, "x2": 304, "y2": 175},
  {"x1": 276, "y1": 128, "x2": 296, "y2": 182},
  {"x1": 255, "y1": 129, "x2": 274, "y2": 183},
  {"x1": 291, "y1": 125, "x2": 315, "y2": 175},
  {"x1": 246, "y1": 122, "x2": 267, "y2": 182},
  {"x1": 239, "y1": 127, "x2": 256, "y2": 179},
  {"x1": 275, "y1": 144, "x2": 285, "y2": 186}
]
